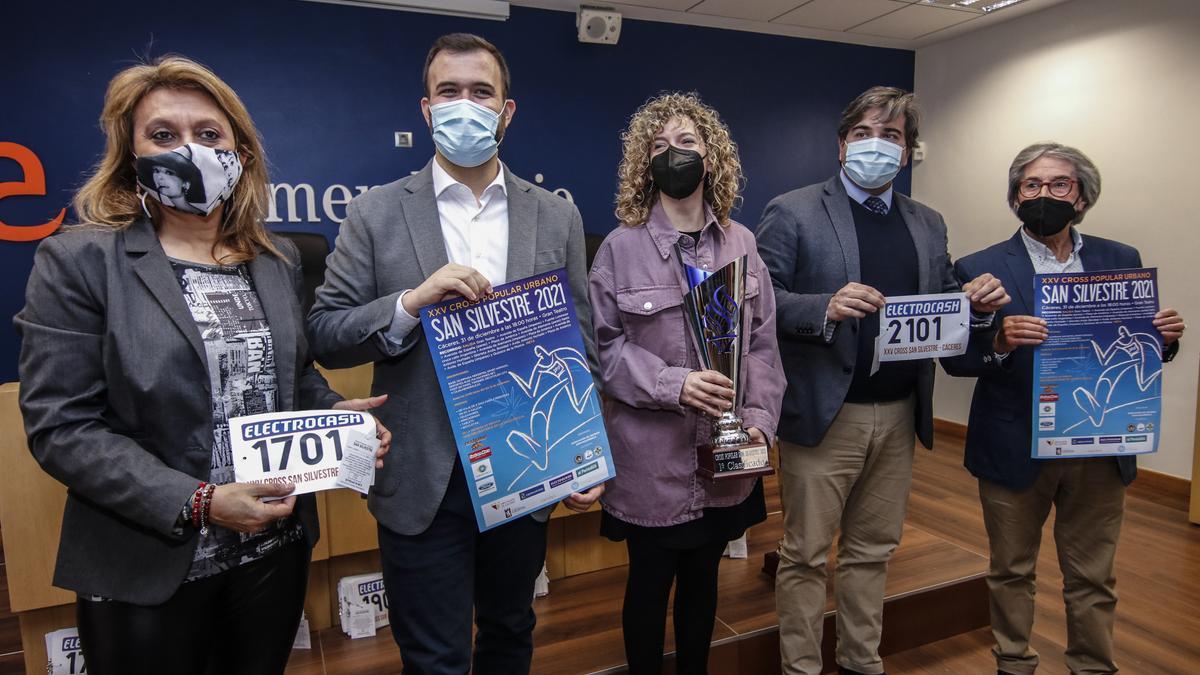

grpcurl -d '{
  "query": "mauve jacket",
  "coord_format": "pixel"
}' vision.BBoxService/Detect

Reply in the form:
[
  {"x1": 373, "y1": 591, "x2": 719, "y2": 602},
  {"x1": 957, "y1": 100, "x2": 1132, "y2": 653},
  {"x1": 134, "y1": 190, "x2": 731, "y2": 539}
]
[{"x1": 588, "y1": 201, "x2": 785, "y2": 527}]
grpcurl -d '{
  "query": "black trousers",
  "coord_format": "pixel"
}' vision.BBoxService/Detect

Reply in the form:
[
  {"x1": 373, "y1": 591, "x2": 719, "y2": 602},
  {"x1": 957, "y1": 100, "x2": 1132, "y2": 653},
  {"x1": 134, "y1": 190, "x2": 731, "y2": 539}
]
[
  {"x1": 378, "y1": 462, "x2": 549, "y2": 675},
  {"x1": 76, "y1": 539, "x2": 309, "y2": 675},
  {"x1": 622, "y1": 535, "x2": 728, "y2": 675}
]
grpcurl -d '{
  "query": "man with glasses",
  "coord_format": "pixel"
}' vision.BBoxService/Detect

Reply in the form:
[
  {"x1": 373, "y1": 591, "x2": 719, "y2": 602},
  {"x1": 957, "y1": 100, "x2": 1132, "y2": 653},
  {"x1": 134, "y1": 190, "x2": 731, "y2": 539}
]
[
  {"x1": 942, "y1": 142, "x2": 1185, "y2": 675},
  {"x1": 756, "y1": 86, "x2": 1009, "y2": 675}
]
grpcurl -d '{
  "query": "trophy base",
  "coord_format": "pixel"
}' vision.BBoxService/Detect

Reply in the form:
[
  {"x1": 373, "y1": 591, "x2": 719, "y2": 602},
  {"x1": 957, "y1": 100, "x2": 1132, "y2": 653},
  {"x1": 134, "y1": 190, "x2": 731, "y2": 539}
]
[{"x1": 696, "y1": 442, "x2": 774, "y2": 481}]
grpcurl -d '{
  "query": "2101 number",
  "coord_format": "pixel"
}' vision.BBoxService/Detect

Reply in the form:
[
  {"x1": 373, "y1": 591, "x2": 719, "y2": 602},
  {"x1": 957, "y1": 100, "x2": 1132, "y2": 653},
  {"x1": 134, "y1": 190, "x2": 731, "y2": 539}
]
[{"x1": 886, "y1": 316, "x2": 943, "y2": 344}]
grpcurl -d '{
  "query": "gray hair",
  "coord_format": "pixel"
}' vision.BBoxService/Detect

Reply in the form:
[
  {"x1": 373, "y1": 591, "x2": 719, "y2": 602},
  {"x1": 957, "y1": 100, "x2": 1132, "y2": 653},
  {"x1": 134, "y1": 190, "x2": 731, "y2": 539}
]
[
  {"x1": 1007, "y1": 142, "x2": 1101, "y2": 224},
  {"x1": 837, "y1": 86, "x2": 920, "y2": 148}
]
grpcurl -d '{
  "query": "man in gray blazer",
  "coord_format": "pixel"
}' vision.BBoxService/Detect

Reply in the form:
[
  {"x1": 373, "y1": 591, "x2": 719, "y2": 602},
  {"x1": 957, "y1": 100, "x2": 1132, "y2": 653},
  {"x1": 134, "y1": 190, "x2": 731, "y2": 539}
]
[
  {"x1": 756, "y1": 86, "x2": 1008, "y2": 675},
  {"x1": 308, "y1": 33, "x2": 600, "y2": 675}
]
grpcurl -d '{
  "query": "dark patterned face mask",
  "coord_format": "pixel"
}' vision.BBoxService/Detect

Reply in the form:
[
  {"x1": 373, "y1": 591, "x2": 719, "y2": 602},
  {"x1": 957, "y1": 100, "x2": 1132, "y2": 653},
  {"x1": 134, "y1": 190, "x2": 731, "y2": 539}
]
[{"x1": 135, "y1": 143, "x2": 242, "y2": 216}]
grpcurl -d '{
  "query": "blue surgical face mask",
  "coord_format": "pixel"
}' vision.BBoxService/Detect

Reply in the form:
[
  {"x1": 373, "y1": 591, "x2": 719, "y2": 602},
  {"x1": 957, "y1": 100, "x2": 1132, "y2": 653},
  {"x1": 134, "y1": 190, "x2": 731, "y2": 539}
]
[
  {"x1": 842, "y1": 137, "x2": 904, "y2": 189},
  {"x1": 429, "y1": 99, "x2": 502, "y2": 168}
]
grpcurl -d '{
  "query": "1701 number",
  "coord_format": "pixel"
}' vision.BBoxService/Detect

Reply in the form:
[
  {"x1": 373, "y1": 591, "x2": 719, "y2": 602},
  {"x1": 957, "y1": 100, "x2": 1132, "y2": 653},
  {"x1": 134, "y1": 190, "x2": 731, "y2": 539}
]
[{"x1": 252, "y1": 431, "x2": 344, "y2": 472}]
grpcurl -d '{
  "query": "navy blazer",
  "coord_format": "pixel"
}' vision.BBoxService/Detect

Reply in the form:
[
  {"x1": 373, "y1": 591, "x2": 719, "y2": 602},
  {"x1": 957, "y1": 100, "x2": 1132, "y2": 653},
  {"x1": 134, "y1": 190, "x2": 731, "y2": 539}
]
[{"x1": 942, "y1": 229, "x2": 1177, "y2": 491}]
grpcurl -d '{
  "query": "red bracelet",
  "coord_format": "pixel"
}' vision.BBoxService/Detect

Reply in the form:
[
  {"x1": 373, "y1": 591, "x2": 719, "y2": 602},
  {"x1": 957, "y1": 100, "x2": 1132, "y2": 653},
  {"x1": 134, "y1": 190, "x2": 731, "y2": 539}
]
[
  {"x1": 190, "y1": 482, "x2": 207, "y2": 529},
  {"x1": 199, "y1": 483, "x2": 217, "y2": 536}
]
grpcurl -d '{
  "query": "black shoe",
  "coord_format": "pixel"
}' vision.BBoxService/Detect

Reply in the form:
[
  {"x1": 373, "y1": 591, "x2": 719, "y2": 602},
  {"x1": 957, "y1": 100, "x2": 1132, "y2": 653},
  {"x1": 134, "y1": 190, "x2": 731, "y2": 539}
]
[
  {"x1": 838, "y1": 669, "x2": 884, "y2": 675},
  {"x1": 998, "y1": 671, "x2": 1017, "y2": 675}
]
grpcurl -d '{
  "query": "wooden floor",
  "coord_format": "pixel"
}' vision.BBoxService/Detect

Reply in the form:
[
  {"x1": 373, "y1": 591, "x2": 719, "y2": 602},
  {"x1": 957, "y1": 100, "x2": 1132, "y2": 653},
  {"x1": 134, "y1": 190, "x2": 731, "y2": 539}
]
[{"x1": 2, "y1": 430, "x2": 1198, "y2": 674}]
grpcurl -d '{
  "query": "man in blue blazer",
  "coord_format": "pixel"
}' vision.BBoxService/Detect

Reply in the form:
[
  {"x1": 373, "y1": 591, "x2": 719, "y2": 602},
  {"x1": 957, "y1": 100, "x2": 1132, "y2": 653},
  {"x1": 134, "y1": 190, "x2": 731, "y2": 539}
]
[
  {"x1": 758, "y1": 86, "x2": 1009, "y2": 675},
  {"x1": 943, "y1": 142, "x2": 1184, "y2": 675}
]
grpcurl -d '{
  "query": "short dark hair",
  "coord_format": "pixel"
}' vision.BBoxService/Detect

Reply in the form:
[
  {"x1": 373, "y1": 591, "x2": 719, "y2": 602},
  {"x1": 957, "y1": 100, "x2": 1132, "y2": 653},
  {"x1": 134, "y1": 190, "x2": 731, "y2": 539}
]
[
  {"x1": 422, "y1": 33, "x2": 511, "y2": 99},
  {"x1": 837, "y1": 86, "x2": 920, "y2": 148}
]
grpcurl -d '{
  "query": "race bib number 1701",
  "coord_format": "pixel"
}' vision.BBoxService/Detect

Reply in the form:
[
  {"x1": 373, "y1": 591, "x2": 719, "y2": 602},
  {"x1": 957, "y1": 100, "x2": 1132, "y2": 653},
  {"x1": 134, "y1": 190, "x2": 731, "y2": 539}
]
[{"x1": 231, "y1": 410, "x2": 378, "y2": 496}]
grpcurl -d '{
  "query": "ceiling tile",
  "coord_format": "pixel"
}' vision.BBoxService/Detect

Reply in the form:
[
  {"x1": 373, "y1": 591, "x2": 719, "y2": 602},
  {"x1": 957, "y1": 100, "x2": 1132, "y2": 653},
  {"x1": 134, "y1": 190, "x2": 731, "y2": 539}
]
[
  {"x1": 689, "y1": 0, "x2": 808, "y2": 22},
  {"x1": 773, "y1": 0, "x2": 909, "y2": 32},
  {"x1": 612, "y1": 0, "x2": 702, "y2": 11},
  {"x1": 849, "y1": 3, "x2": 978, "y2": 38}
]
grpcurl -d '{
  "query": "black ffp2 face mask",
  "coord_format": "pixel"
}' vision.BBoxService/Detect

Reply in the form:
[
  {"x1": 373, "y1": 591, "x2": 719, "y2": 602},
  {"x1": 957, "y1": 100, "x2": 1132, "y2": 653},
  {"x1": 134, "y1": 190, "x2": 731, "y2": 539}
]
[
  {"x1": 650, "y1": 146, "x2": 706, "y2": 200},
  {"x1": 1017, "y1": 196, "x2": 1077, "y2": 237}
]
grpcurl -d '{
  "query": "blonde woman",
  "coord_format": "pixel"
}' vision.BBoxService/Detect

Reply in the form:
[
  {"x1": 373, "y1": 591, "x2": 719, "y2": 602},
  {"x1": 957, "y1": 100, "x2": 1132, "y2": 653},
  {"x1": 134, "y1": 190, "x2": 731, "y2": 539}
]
[
  {"x1": 587, "y1": 92, "x2": 785, "y2": 674},
  {"x1": 15, "y1": 55, "x2": 390, "y2": 674}
]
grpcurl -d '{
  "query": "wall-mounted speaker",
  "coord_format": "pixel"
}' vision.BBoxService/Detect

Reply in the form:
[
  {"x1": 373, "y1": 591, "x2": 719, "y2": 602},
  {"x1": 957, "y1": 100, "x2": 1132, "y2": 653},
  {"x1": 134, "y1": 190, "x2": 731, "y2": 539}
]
[{"x1": 577, "y1": 6, "x2": 621, "y2": 45}]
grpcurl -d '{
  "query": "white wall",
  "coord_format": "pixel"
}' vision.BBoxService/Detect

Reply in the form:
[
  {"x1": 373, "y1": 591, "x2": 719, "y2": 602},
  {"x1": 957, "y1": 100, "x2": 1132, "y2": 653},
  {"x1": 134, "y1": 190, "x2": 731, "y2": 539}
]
[{"x1": 913, "y1": 0, "x2": 1200, "y2": 478}]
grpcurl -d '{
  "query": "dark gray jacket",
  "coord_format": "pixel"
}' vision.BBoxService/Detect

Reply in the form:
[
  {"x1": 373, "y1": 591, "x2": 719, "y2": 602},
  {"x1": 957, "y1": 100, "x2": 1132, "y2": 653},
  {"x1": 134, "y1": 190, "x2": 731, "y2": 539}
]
[
  {"x1": 15, "y1": 219, "x2": 340, "y2": 604},
  {"x1": 307, "y1": 161, "x2": 595, "y2": 536},
  {"x1": 756, "y1": 175, "x2": 962, "y2": 450}
]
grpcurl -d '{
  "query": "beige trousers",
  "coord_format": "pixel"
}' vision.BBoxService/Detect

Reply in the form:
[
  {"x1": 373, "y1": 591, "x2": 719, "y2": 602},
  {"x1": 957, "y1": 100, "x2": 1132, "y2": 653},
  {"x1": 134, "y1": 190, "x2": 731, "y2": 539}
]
[
  {"x1": 776, "y1": 398, "x2": 916, "y2": 675},
  {"x1": 980, "y1": 459, "x2": 1126, "y2": 675}
]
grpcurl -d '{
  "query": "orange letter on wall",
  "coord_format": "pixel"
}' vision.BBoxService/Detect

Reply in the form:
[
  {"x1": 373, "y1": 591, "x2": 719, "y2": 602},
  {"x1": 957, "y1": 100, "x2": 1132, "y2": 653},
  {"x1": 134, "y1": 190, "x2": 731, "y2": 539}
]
[{"x1": 0, "y1": 142, "x2": 66, "y2": 242}]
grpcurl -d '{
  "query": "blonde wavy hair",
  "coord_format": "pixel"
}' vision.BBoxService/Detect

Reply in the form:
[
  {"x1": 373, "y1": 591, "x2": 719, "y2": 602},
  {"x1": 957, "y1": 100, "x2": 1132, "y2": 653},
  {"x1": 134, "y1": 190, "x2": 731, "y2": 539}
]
[
  {"x1": 615, "y1": 92, "x2": 743, "y2": 228},
  {"x1": 72, "y1": 55, "x2": 279, "y2": 262}
]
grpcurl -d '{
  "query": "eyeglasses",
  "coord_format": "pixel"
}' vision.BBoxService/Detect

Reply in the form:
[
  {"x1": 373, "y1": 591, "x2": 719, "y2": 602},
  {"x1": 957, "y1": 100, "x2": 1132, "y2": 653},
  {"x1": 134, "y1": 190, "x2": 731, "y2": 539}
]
[{"x1": 1018, "y1": 177, "x2": 1076, "y2": 199}]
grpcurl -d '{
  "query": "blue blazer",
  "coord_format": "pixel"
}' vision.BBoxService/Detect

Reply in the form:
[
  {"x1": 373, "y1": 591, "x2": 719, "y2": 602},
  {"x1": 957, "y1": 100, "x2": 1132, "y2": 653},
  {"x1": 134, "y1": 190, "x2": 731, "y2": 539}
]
[{"x1": 942, "y1": 229, "x2": 1176, "y2": 491}]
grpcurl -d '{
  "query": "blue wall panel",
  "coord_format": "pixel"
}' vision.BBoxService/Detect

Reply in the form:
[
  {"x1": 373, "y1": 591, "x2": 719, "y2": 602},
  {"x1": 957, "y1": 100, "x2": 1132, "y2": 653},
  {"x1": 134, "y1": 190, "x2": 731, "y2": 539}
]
[{"x1": 0, "y1": 1, "x2": 913, "y2": 382}]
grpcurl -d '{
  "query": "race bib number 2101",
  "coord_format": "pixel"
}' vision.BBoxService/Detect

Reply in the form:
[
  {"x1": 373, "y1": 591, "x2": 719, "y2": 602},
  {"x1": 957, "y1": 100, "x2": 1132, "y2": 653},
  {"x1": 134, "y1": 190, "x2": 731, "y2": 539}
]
[{"x1": 872, "y1": 292, "x2": 970, "y2": 374}]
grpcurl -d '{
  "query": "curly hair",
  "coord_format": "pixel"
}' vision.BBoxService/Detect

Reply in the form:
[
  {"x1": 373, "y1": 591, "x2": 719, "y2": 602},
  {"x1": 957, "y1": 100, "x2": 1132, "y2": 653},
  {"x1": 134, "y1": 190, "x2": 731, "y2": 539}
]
[{"x1": 615, "y1": 92, "x2": 743, "y2": 228}]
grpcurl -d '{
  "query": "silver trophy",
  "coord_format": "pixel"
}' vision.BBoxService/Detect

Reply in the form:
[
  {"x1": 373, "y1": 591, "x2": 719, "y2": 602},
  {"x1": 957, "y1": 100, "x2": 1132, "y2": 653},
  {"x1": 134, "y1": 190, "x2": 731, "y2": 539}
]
[{"x1": 678, "y1": 253, "x2": 773, "y2": 480}]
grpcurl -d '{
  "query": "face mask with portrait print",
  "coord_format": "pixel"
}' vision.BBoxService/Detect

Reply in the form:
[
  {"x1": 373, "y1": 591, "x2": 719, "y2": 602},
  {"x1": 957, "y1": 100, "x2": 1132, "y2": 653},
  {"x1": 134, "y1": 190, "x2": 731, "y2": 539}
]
[
  {"x1": 134, "y1": 143, "x2": 242, "y2": 217},
  {"x1": 429, "y1": 99, "x2": 503, "y2": 168},
  {"x1": 842, "y1": 137, "x2": 904, "y2": 190}
]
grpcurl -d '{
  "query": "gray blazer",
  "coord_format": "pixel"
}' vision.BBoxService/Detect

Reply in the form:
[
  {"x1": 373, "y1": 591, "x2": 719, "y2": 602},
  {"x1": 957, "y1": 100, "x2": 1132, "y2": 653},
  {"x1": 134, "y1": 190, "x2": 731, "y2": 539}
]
[
  {"x1": 307, "y1": 161, "x2": 595, "y2": 536},
  {"x1": 756, "y1": 174, "x2": 960, "y2": 450},
  {"x1": 14, "y1": 219, "x2": 341, "y2": 605}
]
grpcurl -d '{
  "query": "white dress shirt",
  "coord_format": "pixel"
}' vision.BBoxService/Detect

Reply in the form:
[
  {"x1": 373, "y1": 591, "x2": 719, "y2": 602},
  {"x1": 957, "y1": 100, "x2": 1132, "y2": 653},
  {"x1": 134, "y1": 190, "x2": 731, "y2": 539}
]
[
  {"x1": 385, "y1": 159, "x2": 510, "y2": 342},
  {"x1": 1020, "y1": 225, "x2": 1084, "y2": 274}
]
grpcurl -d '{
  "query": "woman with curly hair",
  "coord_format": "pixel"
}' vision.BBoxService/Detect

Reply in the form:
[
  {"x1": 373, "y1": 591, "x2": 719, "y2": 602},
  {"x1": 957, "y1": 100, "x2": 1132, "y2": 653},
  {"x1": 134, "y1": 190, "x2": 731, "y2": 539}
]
[{"x1": 587, "y1": 92, "x2": 785, "y2": 674}]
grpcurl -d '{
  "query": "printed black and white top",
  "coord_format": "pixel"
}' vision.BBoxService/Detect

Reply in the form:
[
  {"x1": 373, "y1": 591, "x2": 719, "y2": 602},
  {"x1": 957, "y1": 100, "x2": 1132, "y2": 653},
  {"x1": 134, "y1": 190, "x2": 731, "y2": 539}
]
[{"x1": 171, "y1": 259, "x2": 304, "y2": 581}]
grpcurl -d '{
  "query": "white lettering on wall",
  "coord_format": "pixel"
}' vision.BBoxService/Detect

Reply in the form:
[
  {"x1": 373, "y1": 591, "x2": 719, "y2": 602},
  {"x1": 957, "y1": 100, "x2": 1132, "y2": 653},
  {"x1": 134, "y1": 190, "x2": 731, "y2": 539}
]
[
  {"x1": 267, "y1": 183, "x2": 319, "y2": 223},
  {"x1": 267, "y1": 174, "x2": 574, "y2": 225},
  {"x1": 321, "y1": 184, "x2": 353, "y2": 223}
]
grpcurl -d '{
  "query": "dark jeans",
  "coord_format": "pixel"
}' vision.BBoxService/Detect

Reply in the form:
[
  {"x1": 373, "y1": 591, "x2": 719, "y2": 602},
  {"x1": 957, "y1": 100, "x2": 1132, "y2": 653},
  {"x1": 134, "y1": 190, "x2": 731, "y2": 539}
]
[
  {"x1": 77, "y1": 539, "x2": 308, "y2": 675},
  {"x1": 377, "y1": 465, "x2": 549, "y2": 675},
  {"x1": 622, "y1": 535, "x2": 728, "y2": 675}
]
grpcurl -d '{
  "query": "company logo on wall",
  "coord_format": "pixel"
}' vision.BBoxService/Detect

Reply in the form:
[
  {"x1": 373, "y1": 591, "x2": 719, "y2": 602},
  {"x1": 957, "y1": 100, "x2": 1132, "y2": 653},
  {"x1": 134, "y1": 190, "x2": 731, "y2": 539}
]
[
  {"x1": 0, "y1": 142, "x2": 66, "y2": 242},
  {"x1": 0, "y1": 141, "x2": 577, "y2": 239}
]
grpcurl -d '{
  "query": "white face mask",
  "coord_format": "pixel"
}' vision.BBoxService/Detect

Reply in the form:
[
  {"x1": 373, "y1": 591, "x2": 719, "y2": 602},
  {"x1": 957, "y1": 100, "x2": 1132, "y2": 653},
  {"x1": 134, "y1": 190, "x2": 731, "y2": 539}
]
[
  {"x1": 842, "y1": 137, "x2": 904, "y2": 190},
  {"x1": 135, "y1": 143, "x2": 242, "y2": 216}
]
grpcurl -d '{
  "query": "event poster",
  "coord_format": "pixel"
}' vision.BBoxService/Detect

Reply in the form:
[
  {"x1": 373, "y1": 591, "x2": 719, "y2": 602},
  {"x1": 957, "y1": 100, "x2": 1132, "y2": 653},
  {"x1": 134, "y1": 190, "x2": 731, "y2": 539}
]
[
  {"x1": 421, "y1": 268, "x2": 615, "y2": 531},
  {"x1": 1032, "y1": 268, "x2": 1161, "y2": 458}
]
